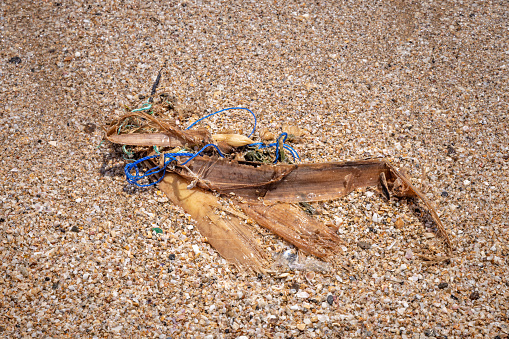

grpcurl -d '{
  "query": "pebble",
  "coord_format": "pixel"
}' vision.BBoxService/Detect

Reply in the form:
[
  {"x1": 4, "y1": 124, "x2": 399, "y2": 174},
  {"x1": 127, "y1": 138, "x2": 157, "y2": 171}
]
[
  {"x1": 469, "y1": 291, "x2": 480, "y2": 300},
  {"x1": 8, "y1": 56, "x2": 22, "y2": 64},
  {"x1": 394, "y1": 218, "x2": 405, "y2": 229},
  {"x1": 296, "y1": 291, "x2": 309, "y2": 298},
  {"x1": 372, "y1": 212, "x2": 380, "y2": 223},
  {"x1": 297, "y1": 323, "x2": 306, "y2": 331},
  {"x1": 357, "y1": 241, "x2": 372, "y2": 250},
  {"x1": 192, "y1": 244, "x2": 200, "y2": 255},
  {"x1": 438, "y1": 282, "x2": 449, "y2": 289},
  {"x1": 327, "y1": 295, "x2": 334, "y2": 305},
  {"x1": 424, "y1": 328, "x2": 436, "y2": 337},
  {"x1": 19, "y1": 266, "x2": 29, "y2": 278}
]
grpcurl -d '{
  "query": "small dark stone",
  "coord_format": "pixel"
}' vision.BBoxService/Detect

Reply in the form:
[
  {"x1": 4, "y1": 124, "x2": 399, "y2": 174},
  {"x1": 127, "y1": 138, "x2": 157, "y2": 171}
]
[
  {"x1": 225, "y1": 329, "x2": 229, "y2": 333},
  {"x1": 138, "y1": 94, "x2": 146, "y2": 100},
  {"x1": 451, "y1": 294, "x2": 459, "y2": 301},
  {"x1": 424, "y1": 328, "x2": 436, "y2": 337},
  {"x1": 290, "y1": 282, "x2": 300, "y2": 291},
  {"x1": 357, "y1": 241, "x2": 371, "y2": 250},
  {"x1": 70, "y1": 226, "x2": 79, "y2": 232},
  {"x1": 45, "y1": 277, "x2": 50, "y2": 281},
  {"x1": 168, "y1": 253, "x2": 176, "y2": 260},
  {"x1": 8, "y1": 56, "x2": 22, "y2": 64},
  {"x1": 447, "y1": 145, "x2": 456, "y2": 155},
  {"x1": 52, "y1": 281, "x2": 59, "y2": 289},
  {"x1": 0, "y1": 218, "x2": 4, "y2": 222},
  {"x1": 438, "y1": 282, "x2": 448, "y2": 289},
  {"x1": 441, "y1": 191, "x2": 449, "y2": 197},
  {"x1": 327, "y1": 295, "x2": 334, "y2": 305},
  {"x1": 469, "y1": 291, "x2": 480, "y2": 300},
  {"x1": 494, "y1": 336, "x2": 501, "y2": 339},
  {"x1": 257, "y1": 273, "x2": 263, "y2": 280},
  {"x1": 83, "y1": 123, "x2": 96, "y2": 134},
  {"x1": 38, "y1": 140, "x2": 42, "y2": 143}
]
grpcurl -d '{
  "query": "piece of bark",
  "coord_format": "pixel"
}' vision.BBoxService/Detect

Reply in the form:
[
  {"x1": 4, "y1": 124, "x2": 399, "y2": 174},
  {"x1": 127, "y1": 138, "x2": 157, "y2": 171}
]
[
  {"x1": 241, "y1": 202, "x2": 343, "y2": 259},
  {"x1": 174, "y1": 157, "x2": 398, "y2": 202},
  {"x1": 158, "y1": 173, "x2": 269, "y2": 273},
  {"x1": 105, "y1": 111, "x2": 212, "y2": 147},
  {"x1": 173, "y1": 157, "x2": 452, "y2": 250}
]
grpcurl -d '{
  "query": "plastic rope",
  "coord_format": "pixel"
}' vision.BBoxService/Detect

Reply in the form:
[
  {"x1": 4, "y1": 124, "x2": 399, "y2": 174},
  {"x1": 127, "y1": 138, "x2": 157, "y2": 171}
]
[
  {"x1": 124, "y1": 144, "x2": 224, "y2": 187},
  {"x1": 186, "y1": 107, "x2": 257, "y2": 138},
  {"x1": 248, "y1": 133, "x2": 300, "y2": 163},
  {"x1": 131, "y1": 102, "x2": 152, "y2": 112},
  {"x1": 123, "y1": 105, "x2": 300, "y2": 187}
]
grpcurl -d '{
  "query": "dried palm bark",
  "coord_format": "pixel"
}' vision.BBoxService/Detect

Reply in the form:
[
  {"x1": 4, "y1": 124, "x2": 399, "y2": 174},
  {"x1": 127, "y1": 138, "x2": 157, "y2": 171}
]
[
  {"x1": 105, "y1": 111, "x2": 211, "y2": 147},
  {"x1": 159, "y1": 173, "x2": 269, "y2": 273},
  {"x1": 173, "y1": 157, "x2": 452, "y2": 250},
  {"x1": 240, "y1": 202, "x2": 344, "y2": 259}
]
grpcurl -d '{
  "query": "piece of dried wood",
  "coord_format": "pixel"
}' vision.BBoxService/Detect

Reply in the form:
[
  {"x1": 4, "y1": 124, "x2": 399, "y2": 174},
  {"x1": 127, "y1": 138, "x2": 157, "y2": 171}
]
[
  {"x1": 158, "y1": 173, "x2": 269, "y2": 273},
  {"x1": 172, "y1": 157, "x2": 452, "y2": 250},
  {"x1": 105, "y1": 111, "x2": 211, "y2": 147},
  {"x1": 241, "y1": 202, "x2": 343, "y2": 259}
]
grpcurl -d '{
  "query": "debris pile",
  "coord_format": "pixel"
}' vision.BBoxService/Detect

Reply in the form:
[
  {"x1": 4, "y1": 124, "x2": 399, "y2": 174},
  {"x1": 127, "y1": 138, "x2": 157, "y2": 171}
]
[{"x1": 104, "y1": 84, "x2": 452, "y2": 273}]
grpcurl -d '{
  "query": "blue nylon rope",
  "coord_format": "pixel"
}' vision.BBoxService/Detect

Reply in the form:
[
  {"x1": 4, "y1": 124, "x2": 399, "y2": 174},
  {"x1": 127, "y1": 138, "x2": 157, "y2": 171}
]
[
  {"x1": 248, "y1": 132, "x2": 301, "y2": 163},
  {"x1": 123, "y1": 106, "x2": 300, "y2": 187},
  {"x1": 124, "y1": 144, "x2": 224, "y2": 187}
]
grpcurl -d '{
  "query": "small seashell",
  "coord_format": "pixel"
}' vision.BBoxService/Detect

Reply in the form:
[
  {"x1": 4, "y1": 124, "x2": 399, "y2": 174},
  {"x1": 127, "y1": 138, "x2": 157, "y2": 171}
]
[
  {"x1": 260, "y1": 129, "x2": 275, "y2": 141},
  {"x1": 305, "y1": 271, "x2": 315, "y2": 281},
  {"x1": 212, "y1": 134, "x2": 254, "y2": 147}
]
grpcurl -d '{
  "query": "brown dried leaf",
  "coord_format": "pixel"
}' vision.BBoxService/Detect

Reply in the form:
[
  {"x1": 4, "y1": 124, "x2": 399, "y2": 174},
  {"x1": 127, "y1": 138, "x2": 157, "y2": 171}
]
[
  {"x1": 158, "y1": 173, "x2": 269, "y2": 273},
  {"x1": 241, "y1": 202, "x2": 343, "y2": 259},
  {"x1": 173, "y1": 157, "x2": 452, "y2": 250}
]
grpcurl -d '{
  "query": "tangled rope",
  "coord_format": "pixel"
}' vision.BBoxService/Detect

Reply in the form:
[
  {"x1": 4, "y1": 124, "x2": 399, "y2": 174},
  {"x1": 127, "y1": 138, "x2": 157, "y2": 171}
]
[{"x1": 123, "y1": 106, "x2": 300, "y2": 187}]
